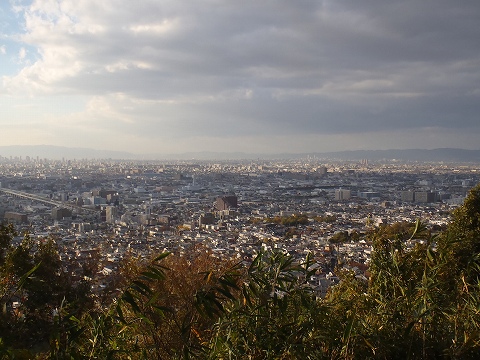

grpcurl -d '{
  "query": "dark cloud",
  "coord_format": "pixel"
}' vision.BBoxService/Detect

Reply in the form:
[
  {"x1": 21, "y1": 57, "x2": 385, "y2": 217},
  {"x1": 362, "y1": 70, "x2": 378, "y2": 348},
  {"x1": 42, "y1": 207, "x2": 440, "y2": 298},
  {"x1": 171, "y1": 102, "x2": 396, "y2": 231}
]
[{"x1": 2, "y1": 0, "x2": 480, "y2": 152}]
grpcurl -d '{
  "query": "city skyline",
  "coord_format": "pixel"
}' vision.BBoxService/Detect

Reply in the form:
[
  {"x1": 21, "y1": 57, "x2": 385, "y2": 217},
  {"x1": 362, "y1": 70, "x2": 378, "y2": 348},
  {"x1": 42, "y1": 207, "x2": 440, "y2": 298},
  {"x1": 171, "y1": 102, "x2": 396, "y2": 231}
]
[{"x1": 1, "y1": 1, "x2": 480, "y2": 154}]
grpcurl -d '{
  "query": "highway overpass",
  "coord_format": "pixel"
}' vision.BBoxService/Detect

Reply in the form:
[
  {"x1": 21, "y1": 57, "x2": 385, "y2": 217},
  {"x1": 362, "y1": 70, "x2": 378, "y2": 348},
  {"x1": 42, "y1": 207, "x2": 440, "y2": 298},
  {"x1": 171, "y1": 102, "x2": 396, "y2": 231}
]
[{"x1": 0, "y1": 188, "x2": 100, "y2": 215}]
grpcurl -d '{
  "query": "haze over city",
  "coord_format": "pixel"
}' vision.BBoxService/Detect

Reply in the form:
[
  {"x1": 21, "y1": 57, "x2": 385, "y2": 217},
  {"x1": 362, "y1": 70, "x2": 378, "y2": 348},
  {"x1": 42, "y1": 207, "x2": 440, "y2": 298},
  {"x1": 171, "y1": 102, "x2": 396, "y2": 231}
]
[{"x1": 1, "y1": 1, "x2": 480, "y2": 155}]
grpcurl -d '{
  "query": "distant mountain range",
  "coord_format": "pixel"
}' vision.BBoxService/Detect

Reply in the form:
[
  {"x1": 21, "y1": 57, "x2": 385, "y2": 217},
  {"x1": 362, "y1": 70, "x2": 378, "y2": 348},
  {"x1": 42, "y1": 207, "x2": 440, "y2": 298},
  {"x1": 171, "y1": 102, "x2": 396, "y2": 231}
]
[
  {"x1": 0, "y1": 145, "x2": 479, "y2": 163},
  {"x1": 305, "y1": 149, "x2": 480, "y2": 163}
]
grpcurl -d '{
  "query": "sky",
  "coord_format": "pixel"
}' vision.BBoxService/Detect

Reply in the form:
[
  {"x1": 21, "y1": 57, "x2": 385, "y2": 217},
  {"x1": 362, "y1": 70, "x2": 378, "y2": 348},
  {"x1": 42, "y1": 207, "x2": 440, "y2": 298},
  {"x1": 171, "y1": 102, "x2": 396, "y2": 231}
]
[{"x1": 1, "y1": 0, "x2": 480, "y2": 155}]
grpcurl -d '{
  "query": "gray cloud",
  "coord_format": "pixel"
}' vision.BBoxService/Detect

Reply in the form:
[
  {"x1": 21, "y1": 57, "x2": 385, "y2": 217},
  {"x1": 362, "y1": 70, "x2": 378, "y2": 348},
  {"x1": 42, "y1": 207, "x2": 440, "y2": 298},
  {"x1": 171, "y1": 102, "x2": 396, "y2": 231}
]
[{"x1": 2, "y1": 0, "x2": 480, "y2": 153}]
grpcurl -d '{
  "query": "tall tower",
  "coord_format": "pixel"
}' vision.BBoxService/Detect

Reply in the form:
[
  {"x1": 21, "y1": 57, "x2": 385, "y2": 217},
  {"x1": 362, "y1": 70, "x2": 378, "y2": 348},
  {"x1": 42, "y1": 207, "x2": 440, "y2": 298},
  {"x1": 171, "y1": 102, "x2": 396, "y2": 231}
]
[{"x1": 106, "y1": 206, "x2": 118, "y2": 224}]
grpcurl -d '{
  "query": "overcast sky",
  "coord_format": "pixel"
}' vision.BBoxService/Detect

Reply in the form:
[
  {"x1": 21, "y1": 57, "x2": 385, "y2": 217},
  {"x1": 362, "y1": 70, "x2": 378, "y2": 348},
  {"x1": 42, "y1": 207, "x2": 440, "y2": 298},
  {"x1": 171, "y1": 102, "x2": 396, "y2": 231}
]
[{"x1": 1, "y1": 0, "x2": 480, "y2": 155}]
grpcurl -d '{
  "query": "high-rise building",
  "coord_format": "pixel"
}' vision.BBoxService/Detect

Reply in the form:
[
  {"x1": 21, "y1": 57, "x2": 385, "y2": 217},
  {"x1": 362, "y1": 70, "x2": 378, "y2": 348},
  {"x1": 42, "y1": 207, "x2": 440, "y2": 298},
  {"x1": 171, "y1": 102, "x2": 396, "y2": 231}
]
[
  {"x1": 199, "y1": 212, "x2": 215, "y2": 227},
  {"x1": 358, "y1": 191, "x2": 381, "y2": 200},
  {"x1": 316, "y1": 166, "x2": 328, "y2": 176},
  {"x1": 106, "y1": 206, "x2": 118, "y2": 224},
  {"x1": 414, "y1": 191, "x2": 436, "y2": 203},
  {"x1": 216, "y1": 195, "x2": 238, "y2": 210},
  {"x1": 4, "y1": 212, "x2": 28, "y2": 223},
  {"x1": 52, "y1": 207, "x2": 72, "y2": 220},
  {"x1": 401, "y1": 191, "x2": 415, "y2": 202},
  {"x1": 335, "y1": 189, "x2": 351, "y2": 201}
]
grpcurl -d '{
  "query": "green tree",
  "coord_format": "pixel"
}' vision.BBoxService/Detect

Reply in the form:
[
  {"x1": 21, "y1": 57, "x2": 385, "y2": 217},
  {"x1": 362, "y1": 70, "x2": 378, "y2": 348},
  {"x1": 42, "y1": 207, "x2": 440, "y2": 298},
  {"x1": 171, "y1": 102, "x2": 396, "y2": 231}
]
[
  {"x1": 434, "y1": 183, "x2": 480, "y2": 357},
  {"x1": 208, "y1": 250, "x2": 330, "y2": 359},
  {"x1": 0, "y1": 229, "x2": 94, "y2": 355},
  {"x1": 0, "y1": 223, "x2": 15, "y2": 263}
]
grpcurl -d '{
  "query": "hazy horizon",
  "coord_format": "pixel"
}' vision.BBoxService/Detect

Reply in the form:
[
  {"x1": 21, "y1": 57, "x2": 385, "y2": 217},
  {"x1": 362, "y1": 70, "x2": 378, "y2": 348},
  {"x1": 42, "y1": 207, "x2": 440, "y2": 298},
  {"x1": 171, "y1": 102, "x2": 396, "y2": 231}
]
[
  {"x1": 1, "y1": 1, "x2": 480, "y2": 154},
  {"x1": 1, "y1": 145, "x2": 480, "y2": 162}
]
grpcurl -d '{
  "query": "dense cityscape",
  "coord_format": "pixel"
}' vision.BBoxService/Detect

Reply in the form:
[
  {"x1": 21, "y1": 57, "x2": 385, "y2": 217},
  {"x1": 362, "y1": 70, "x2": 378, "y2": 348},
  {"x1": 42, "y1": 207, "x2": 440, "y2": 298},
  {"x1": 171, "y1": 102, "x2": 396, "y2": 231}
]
[{"x1": 1, "y1": 155, "x2": 478, "y2": 300}]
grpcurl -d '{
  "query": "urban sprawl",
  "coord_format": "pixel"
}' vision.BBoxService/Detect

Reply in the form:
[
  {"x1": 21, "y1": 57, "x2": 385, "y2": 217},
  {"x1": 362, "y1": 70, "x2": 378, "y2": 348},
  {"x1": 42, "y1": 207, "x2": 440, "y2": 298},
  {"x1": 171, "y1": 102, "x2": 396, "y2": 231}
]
[{"x1": 1, "y1": 156, "x2": 478, "y2": 299}]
